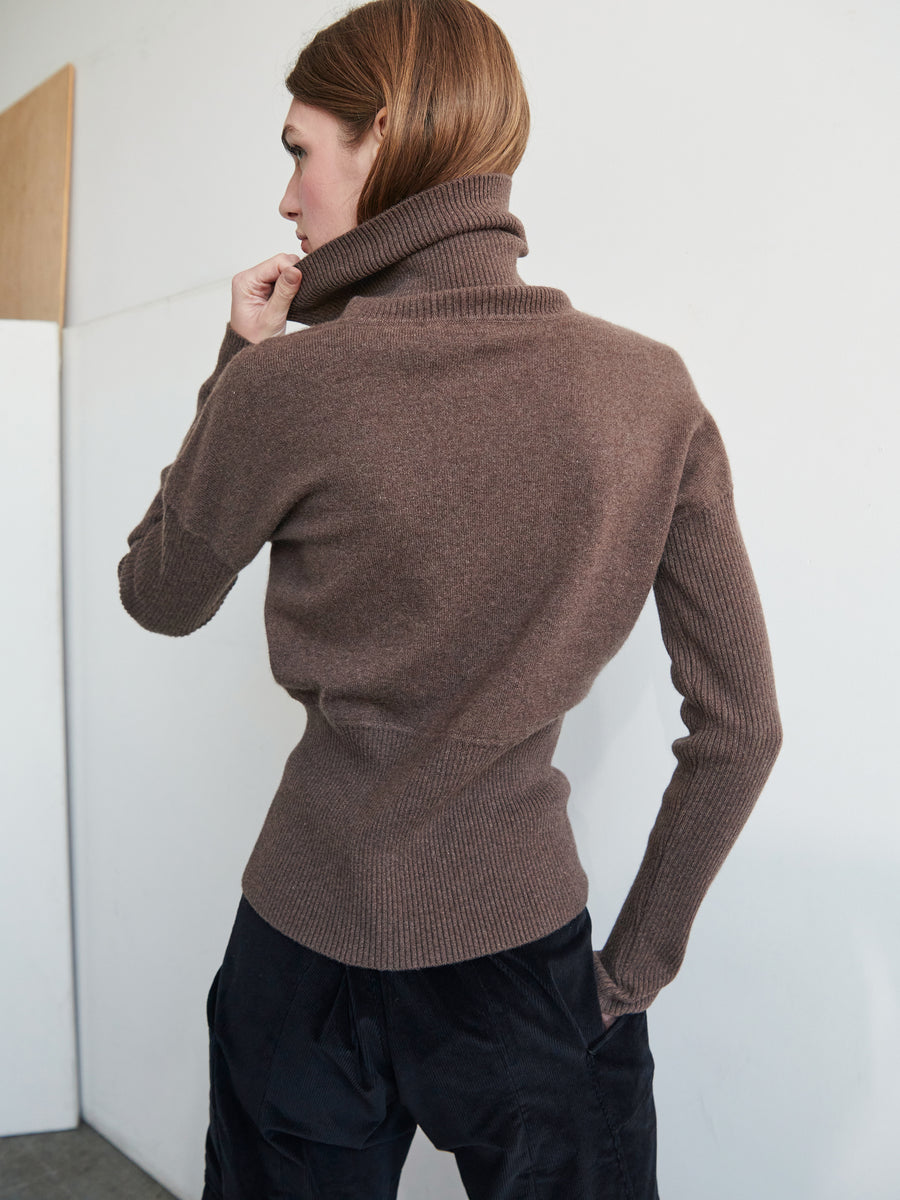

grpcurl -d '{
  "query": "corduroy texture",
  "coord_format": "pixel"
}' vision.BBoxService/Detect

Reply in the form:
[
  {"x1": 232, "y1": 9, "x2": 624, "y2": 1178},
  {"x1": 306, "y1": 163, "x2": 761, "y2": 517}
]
[{"x1": 118, "y1": 172, "x2": 783, "y2": 1015}]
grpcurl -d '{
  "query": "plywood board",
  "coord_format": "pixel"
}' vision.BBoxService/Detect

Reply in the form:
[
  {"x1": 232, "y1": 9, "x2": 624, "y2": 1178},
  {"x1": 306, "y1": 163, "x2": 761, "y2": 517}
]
[{"x1": 0, "y1": 64, "x2": 74, "y2": 323}]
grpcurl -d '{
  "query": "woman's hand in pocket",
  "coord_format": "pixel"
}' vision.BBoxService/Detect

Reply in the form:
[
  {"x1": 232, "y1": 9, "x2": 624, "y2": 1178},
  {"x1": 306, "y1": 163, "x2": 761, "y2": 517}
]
[{"x1": 600, "y1": 1008, "x2": 620, "y2": 1032}]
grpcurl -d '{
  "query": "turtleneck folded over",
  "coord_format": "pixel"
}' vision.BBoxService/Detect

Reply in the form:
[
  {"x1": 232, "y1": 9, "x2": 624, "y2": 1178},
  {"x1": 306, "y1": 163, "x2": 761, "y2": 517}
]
[{"x1": 117, "y1": 172, "x2": 783, "y2": 1016}]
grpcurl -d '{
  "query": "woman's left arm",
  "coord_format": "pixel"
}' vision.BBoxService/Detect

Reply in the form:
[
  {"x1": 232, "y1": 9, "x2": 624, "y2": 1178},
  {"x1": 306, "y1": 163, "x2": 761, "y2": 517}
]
[{"x1": 117, "y1": 323, "x2": 305, "y2": 637}]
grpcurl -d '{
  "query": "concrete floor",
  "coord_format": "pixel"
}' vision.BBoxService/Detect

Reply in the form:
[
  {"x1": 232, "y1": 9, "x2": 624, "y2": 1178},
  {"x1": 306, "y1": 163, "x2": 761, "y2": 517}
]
[{"x1": 0, "y1": 1121, "x2": 177, "y2": 1200}]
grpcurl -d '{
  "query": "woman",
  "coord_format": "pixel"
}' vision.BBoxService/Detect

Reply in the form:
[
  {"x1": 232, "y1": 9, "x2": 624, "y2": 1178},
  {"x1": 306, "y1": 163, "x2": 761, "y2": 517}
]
[{"x1": 118, "y1": 1, "x2": 783, "y2": 1197}]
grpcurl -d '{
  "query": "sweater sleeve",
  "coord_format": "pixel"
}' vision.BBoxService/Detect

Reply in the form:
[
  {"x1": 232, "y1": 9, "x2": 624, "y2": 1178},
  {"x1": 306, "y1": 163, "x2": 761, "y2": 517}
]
[
  {"x1": 592, "y1": 406, "x2": 784, "y2": 1016},
  {"x1": 117, "y1": 323, "x2": 298, "y2": 637}
]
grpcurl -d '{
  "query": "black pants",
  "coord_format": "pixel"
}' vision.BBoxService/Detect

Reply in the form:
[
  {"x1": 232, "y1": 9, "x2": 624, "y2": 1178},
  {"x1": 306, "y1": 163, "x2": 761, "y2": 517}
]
[{"x1": 203, "y1": 894, "x2": 659, "y2": 1199}]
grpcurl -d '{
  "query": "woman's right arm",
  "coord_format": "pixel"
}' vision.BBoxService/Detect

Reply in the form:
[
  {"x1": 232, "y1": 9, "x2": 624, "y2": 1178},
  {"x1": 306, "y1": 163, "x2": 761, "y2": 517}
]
[{"x1": 593, "y1": 395, "x2": 784, "y2": 1018}]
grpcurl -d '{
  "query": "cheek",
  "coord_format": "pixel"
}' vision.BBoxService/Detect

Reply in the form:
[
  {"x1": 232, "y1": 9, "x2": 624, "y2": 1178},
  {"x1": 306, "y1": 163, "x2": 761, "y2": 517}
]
[
  {"x1": 297, "y1": 179, "x2": 324, "y2": 227},
  {"x1": 298, "y1": 176, "x2": 318, "y2": 211}
]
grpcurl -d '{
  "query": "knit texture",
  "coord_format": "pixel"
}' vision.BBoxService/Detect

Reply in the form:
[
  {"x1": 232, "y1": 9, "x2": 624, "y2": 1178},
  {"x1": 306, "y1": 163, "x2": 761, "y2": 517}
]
[{"x1": 118, "y1": 172, "x2": 783, "y2": 1015}]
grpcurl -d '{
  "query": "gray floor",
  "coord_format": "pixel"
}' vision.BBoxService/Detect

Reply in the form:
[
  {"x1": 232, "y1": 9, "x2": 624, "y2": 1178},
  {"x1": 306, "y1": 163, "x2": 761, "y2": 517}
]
[{"x1": 0, "y1": 1121, "x2": 177, "y2": 1200}]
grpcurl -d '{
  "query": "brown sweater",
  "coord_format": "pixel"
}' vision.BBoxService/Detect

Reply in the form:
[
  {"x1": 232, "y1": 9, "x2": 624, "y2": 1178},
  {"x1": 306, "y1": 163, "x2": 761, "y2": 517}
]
[{"x1": 118, "y1": 172, "x2": 782, "y2": 1016}]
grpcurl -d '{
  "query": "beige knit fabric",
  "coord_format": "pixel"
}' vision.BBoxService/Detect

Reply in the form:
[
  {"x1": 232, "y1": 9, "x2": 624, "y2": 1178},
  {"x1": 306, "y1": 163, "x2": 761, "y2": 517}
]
[{"x1": 118, "y1": 172, "x2": 782, "y2": 1015}]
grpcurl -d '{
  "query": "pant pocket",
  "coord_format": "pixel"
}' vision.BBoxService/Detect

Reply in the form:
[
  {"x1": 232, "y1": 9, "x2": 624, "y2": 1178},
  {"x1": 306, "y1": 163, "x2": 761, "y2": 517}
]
[
  {"x1": 586, "y1": 1009, "x2": 655, "y2": 1129},
  {"x1": 587, "y1": 1010, "x2": 659, "y2": 1199},
  {"x1": 586, "y1": 1008, "x2": 632, "y2": 1055}
]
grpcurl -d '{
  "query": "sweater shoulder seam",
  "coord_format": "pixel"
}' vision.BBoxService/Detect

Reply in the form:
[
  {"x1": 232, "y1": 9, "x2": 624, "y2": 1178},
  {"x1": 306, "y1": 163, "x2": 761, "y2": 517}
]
[
  {"x1": 668, "y1": 484, "x2": 734, "y2": 528},
  {"x1": 163, "y1": 495, "x2": 240, "y2": 575}
]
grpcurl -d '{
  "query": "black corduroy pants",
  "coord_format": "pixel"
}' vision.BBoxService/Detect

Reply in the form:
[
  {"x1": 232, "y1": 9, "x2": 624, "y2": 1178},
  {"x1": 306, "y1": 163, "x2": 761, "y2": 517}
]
[{"x1": 202, "y1": 894, "x2": 659, "y2": 1199}]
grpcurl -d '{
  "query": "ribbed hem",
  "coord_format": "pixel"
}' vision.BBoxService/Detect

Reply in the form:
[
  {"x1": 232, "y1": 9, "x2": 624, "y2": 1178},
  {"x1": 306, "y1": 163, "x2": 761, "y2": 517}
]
[
  {"x1": 342, "y1": 284, "x2": 574, "y2": 321},
  {"x1": 240, "y1": 706, "x2": 591, "y2": 969}
]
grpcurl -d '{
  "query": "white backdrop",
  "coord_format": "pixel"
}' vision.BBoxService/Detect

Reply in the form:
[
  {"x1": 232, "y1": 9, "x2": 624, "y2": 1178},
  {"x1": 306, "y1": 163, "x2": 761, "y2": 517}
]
[
  {"x1": 0, "y1": 321, "x2": 78, "y2": 1138},
  {"x1": 2, "y1": 1, "x2": 897, "y2": 1197}
]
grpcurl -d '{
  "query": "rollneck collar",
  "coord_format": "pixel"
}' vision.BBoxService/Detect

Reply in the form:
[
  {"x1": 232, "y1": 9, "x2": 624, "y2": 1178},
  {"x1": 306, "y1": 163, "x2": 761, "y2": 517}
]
[{"x1": 285, "y1": 172, "x2": 572, "y2": 325}]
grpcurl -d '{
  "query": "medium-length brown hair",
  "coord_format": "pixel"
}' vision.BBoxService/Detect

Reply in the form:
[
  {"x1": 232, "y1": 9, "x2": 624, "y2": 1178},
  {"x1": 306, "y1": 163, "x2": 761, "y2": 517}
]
[{"x1": 284, "y1": 0, "x2": 530, "y2": 224}]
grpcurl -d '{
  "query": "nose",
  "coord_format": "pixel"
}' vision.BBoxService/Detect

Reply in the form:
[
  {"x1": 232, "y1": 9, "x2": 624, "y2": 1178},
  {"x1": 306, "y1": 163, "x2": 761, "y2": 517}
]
[{"x1": 279, "y1": 174, "x2": 299, "y2": 222}]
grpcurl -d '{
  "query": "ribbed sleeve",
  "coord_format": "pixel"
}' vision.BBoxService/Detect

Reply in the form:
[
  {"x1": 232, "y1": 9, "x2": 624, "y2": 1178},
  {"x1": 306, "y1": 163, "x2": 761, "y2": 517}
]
[{"x1": 593, "y1": 489, "x2": 783, "y2": 1015}]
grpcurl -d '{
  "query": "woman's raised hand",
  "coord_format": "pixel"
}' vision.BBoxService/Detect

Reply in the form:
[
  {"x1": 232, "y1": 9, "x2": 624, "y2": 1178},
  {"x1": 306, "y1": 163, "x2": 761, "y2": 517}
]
[{"x1": 230, "y1": 253, "x2": 303, "y2": 344}]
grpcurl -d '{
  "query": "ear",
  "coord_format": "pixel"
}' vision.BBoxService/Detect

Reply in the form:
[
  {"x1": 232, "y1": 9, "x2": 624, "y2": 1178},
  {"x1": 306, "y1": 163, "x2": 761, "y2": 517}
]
[{"x1": 373, "y1": 105, "x2": 388, "y2": 143}]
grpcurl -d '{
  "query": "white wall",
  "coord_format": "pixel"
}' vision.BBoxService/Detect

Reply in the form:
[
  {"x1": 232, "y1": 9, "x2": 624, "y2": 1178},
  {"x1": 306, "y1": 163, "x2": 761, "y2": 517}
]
[
  {"x1": 2, "y1": 1, "x2": 897, "y2": 1197},
  {"x1": 0, "y1": 321, "x2": 79, "y2": 1138}
]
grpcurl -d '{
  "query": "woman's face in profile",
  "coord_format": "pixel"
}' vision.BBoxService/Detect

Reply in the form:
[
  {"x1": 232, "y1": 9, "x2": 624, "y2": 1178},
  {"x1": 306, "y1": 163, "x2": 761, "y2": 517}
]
[{"x1": 279, "y1": 99, "x2": 386, "y2": 253}]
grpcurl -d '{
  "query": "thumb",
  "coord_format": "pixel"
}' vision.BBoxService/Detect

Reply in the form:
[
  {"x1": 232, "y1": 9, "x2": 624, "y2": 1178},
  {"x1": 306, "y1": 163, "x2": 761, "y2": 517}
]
[
  {"x1": 266, "y1": 265, "x2": 302, "y2": 334},
  {"x1": 278, "y1": 264, "x2": 302, "y2": 292}
]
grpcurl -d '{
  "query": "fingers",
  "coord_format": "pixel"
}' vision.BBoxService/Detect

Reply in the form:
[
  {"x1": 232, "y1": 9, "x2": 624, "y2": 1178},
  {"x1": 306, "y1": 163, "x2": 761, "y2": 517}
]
[
  {"x1": 229, "y1": 255, "x2": 303, "y2": 343},
  {"x1": 269, "y1": 260, "x2": 303, "y2": 311},
  {"x1": 237, "y1": 252, "x2": 302, "y2": 289},
  {"x1": 264, "y1": 252, "x2": 303, "y2": 284}
]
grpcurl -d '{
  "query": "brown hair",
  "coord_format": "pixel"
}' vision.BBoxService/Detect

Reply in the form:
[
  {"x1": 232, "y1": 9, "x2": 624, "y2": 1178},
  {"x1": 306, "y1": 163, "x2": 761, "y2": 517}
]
[{"x1": 284, "y1": 0, "x2": 530, "y2": 224}]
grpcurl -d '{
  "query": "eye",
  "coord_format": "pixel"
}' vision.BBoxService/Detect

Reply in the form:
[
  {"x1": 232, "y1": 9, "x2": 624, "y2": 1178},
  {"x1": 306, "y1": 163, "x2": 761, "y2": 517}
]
[{"x1": 288, "y1": 144, "x2": 306, "y2": 163}]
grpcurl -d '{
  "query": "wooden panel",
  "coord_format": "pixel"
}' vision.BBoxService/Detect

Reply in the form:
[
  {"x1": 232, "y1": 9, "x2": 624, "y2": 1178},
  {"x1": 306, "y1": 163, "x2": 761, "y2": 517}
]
[{"x1": 0, "y1": 65, "x2": 74, "y2": 323}]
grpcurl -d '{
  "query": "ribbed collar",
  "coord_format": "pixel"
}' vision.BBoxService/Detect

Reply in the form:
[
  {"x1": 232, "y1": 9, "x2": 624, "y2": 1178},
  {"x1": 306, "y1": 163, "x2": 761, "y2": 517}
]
[{"x1": 285, "y1": 172, "x2": 572, "y2": 325}]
